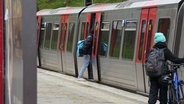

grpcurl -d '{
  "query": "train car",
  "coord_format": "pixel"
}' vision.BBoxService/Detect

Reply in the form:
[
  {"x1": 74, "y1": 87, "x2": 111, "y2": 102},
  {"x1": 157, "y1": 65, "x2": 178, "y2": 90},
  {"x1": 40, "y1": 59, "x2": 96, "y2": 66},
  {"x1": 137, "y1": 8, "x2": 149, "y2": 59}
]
[
  {"x1": 37, "y1": 7, "x2": 85, "y2": 76},
  {"x1": 37, "y1": 0, "x2": 184, "y2": 94}
]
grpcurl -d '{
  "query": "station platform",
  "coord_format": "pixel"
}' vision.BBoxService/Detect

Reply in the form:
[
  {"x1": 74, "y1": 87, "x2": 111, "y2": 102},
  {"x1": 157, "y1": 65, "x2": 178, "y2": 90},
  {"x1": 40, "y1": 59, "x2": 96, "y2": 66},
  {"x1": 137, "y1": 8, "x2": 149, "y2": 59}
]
[{"x1": 37, "y1": 68, "x2": 151, "y2": 104}]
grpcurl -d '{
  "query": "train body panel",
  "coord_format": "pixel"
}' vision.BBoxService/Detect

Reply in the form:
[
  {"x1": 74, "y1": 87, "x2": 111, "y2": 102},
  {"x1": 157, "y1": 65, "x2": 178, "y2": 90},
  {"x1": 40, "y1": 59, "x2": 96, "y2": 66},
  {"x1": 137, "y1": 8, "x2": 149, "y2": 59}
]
[
  {"x1": 37, "y1": 0, "x2": 184, "y2": 94},
  {"x1": 38, "y1": 15, "x2": 62, "y2": 72},
  {"x1": 39, "y1": 49, "x2": 62, "y2": 72},
  {"x1": 95, "y1": 8, "x2": 140, "y2": 90}
]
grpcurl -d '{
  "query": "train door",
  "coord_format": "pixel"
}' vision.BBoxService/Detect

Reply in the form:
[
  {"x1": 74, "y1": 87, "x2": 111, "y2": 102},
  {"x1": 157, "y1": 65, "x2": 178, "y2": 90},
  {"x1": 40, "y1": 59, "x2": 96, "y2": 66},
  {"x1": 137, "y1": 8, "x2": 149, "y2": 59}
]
[
  {"x1": 136, "y1": 8, "x2": 157, "y2": 93},
  {"x1": 81, "y1": 12, "x2": 101, "y2": 80},
  {"x1": 59, "y1": 14, "x2": 76, "y2": 76},
  {"x1": 57, "y1": 15, "x2": 69, "y2": 73},
  {"x1": 92, "y1": 12, "x2": 101, "y2": 81}
]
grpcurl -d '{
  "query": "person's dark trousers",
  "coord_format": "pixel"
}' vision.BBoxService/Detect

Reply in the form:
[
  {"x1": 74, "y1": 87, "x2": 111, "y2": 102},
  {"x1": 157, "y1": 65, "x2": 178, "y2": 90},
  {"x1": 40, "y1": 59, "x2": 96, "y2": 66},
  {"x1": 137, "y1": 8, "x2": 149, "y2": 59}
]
[
  {"x1": 159, "y1": 84, "x2": 168, "y2": 104},
  {"x1": 148, "y1": 77, "x2": 159, "y2": 104},
  {"x1": 88, "y1": 61, "x2": 93, "y2": 80},
  {"x1": 148, "y1": 77, "x2": 168, "y2": 104}
]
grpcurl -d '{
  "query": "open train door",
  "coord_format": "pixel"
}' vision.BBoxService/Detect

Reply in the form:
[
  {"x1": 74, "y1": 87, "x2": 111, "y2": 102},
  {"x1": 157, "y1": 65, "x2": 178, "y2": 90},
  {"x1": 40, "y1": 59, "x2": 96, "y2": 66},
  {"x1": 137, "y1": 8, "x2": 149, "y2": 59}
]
[
  {"x1": 136, "y1": 8, "x2": 157, "y2": 93},
  {"x1": 84, "y1": 12, "x2": 101, "y2": 81}
]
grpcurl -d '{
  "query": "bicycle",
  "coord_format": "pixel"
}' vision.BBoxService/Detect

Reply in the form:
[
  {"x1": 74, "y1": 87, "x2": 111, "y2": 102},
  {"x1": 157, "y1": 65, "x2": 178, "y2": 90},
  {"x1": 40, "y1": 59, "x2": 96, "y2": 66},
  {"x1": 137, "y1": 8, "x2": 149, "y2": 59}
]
[{"x1": 166, "y1": 63, "x2": 184, "y2": 104}]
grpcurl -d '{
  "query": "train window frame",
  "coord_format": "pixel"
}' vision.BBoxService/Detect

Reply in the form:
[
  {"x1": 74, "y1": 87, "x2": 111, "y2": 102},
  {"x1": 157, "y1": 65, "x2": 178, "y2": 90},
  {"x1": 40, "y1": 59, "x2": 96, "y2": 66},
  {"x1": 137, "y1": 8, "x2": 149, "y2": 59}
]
[
  {"x1": 101, "y1": 22, "x2": 110, "y2": 31},
  {"x1": 138, "y1": 20, "x2": 146, "y2": 60},
  {"x1": 157, "y1": 18, "x2": 170, "y2": 43},
  {"x1": 122, "y1": 20, "x2": 137, "y2": 60},
  {"x1": 41, "y1": 23, "x2": 46, "y2": 30},
  {"x1": 44, "y1": 22, "x2": 52, "y2": 49},
  {"x1": 52, "y1": 23, "x2": 60, "y2": 30},
  {"x1": 50, "y1": 23, "x2": 60, "y2": 50},
  {"x1": 109, "y1": 20, "x2": 123, "y2": 58}
]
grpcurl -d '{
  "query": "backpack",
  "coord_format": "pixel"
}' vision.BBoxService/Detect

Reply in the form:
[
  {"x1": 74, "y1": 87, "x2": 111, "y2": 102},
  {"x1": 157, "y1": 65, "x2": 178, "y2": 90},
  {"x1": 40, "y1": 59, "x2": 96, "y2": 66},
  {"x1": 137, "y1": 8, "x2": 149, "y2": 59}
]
[
  {"x1": 145, "y1": 48, "x2": 166, "y2": 77},
  {"x1": 77, "y1": 40, "x2": 85, "y2": 57}
]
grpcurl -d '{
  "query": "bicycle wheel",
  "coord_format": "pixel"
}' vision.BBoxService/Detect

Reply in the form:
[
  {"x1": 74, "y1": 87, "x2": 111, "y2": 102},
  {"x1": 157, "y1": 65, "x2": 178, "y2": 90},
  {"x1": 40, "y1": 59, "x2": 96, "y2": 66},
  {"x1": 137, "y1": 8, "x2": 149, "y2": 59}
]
[{"x1": 168, "y1": 84, "x2": 178, "y2": 104}]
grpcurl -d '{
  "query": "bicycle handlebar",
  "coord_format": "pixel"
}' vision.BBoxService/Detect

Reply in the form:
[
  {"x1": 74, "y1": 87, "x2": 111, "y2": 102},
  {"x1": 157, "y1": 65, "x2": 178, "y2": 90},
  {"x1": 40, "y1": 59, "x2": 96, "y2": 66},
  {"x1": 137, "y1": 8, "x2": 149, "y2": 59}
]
[
  {"x1": 167, "y1": 63, "x2": 184, "y2": 72},
  {"x1": 167, "y1": 63, "x2": 184, "y2": 67}
]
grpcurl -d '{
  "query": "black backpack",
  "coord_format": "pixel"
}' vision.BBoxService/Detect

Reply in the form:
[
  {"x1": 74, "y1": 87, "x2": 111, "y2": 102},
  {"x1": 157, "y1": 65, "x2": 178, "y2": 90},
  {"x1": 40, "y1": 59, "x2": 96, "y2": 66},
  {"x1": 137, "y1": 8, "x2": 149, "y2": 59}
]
[{"x1": 145, "y1": 48, "x2": 166, "y2": 77}]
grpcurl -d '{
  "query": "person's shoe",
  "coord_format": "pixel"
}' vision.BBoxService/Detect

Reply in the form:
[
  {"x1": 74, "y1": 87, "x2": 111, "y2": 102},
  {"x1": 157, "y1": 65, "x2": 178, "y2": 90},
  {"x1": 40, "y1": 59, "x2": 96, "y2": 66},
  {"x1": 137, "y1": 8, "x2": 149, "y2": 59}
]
[{"x1": 77, "y1": 78, "x2": 85, "y2": 81}]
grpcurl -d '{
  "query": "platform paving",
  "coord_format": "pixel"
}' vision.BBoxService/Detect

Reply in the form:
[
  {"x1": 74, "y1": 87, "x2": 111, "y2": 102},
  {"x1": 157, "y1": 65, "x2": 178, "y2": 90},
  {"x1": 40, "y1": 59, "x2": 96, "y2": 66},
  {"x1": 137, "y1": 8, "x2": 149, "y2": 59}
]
[{"x1": 37, "y1": 68, "x2": 157, "y2": 104}]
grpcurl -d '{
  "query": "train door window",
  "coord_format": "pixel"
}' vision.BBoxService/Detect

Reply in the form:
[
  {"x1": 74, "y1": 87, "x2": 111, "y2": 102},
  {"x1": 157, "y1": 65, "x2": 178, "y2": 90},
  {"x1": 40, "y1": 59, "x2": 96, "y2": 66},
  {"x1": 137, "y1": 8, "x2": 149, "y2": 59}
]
[
  {"x1": 146, "y1": 20, "x2": 154, "y2": 57},
  {"x1": 86, "y1": 23, "x2": 89, "y2": 37},
  {"x1": 93, "y1": 22, "x2": 99, "y2": 55},
  {"x1": 67, "y1": 23, "x2": 75, "y2": 52},
  {"x1": 80, "y1": 22, "x2": 86, "y2": 40},
  {"x1": 109, "y1": 20, "x2": 122, "y2": 58},
  {"x1": 157, "y1": 18, "x2": 170, "y2": 41},
  {"x1": 122, "y1": 20, "x2": 137, "y2": 60},
  {"x1": 99, "y1": 22, "x2": 110, "y2": 57},
  {"x1": 58, "y1": 23, "x2": 67, "y2": 51},
  {"x1": 51, "y1": 23, "x2": 59, "y2": 50},
  {"x1": 44, "y1": 23, "x2": 52, "y2": 49},
  {"x1": 138, "y1": 20, "x2": 146, "y2": 60},
  {"x1": 39, "y1": 23, "x2": 46, "y2": 48}
]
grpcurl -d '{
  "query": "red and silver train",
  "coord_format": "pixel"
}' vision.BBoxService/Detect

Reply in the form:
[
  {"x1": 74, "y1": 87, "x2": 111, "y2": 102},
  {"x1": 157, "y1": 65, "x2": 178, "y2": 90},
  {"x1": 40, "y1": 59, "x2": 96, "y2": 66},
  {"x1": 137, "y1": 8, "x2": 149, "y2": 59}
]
[{"x1": 37, "y1": 0, "x2": 184, "y2": 94}]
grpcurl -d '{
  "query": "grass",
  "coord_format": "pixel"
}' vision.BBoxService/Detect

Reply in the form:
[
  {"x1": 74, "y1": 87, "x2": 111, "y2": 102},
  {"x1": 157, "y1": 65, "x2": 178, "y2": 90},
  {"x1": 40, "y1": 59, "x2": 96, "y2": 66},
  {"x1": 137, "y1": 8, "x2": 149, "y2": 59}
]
[{"x1": 37, "y1": 0, "x2": 126, "y2": 10}]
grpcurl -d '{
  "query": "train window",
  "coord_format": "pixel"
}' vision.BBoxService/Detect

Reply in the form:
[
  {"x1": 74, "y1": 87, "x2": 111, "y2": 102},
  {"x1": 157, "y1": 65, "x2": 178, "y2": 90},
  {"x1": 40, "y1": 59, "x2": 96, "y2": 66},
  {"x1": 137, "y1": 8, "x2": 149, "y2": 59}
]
[
  {"x1": 80, "y1": 22, "x2": 86, "y2": 40},
  {"x1": 109, "y1": 20, "x2": 122, "y2": 58},
  {"x1": 39, "y1": 23, "x2": 46, "y2": 48},
  {"x1": 58, "y1": 23, "x2": 67, "y2": 51},
  {"x1": 138, "y1": 20, "x2": 146, "y2": 60},
  {"x1": 99, "y1": 22, "x2": 110, "y2": 57},
  {"x1": 44, "y1": 23, "x2": 52, "y2": 49},
  {"x1": 51, "y1": 23, "x2": 59, "y2": 50},
  {"x1": 67, "y1": 23, "x2": 75, "y2": 52},
  {"x1": 122, "y1": 21, "x2": 137, "y2": 60},
  {"x1": 157, "y1": 18, "x2": 170, "y2": 41},
  {"x1": 101, "y1": 22, "x2": 110, "y2": 31}
]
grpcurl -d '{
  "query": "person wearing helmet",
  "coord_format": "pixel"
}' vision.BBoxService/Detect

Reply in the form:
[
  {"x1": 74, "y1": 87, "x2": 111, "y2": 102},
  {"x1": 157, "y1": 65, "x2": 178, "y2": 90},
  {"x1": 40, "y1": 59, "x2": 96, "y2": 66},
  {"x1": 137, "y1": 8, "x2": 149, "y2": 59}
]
[{"x1": 148, "y1": 32, "x2": 184, "y2": 104}]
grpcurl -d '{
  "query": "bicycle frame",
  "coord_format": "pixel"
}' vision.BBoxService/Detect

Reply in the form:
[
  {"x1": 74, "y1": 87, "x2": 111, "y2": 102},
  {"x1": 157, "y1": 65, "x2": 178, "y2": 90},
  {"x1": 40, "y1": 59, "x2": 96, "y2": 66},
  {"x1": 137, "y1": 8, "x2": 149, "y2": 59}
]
[
  {"x1": 173, "y1": 70, "x2": 184, "y2": 101},
  {"x1": 170, "y1": 68, "x2": 184, "y2": 102}
]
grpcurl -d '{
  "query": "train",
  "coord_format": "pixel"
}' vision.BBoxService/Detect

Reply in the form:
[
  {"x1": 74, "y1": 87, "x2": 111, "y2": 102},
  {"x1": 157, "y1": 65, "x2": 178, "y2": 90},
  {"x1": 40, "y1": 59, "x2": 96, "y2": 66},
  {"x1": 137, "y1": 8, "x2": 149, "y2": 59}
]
[{"x1": 37, "y1": 0, "x2": 184, "y2": 94}]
